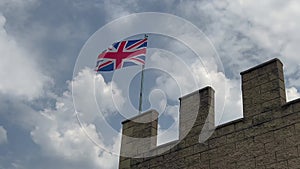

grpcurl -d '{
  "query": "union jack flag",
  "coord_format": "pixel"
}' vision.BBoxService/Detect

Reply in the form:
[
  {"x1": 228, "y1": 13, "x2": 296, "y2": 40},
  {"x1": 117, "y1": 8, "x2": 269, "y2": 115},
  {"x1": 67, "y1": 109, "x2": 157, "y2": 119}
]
[{"x1": 95, "y1": 38, "x2": 147, "y2": 71}]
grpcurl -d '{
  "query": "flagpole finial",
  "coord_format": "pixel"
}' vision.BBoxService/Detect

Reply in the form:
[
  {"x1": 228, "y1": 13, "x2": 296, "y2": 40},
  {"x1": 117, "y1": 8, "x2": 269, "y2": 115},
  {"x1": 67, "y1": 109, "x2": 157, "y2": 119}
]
[{"x1": 144, "y1": 34, "x2": 148, "y2": 39}]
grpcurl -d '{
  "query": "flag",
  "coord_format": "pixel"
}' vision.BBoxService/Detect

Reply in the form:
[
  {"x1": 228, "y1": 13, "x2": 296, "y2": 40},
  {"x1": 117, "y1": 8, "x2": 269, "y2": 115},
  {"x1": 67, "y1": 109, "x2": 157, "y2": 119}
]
[{"x1": 95, "y1": 38, "x2": 147, "y2": 72}]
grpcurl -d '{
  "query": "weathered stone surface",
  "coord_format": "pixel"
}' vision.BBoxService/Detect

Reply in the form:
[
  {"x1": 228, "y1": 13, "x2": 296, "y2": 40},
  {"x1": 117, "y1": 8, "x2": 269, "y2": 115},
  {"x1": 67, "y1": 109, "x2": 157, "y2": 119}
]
[
  {"x1": 226, "y1": 130, "x2": 245, "y2": 143},
  {"x1": 276, "y1": 146, "x2": 298, "y2": 161},
  {"x1": 293, "y1": 100, "x2": 300, "y2": 112},
  {"x1": 254, "y1": 131, "x2": 274, "y2": 144},
  {"x1": 236, "y1": 159, "x2": 256, "y2": 169},
  {"x1": 288, "y1": 157, "x2": 300, "y2": 169},
  {"x1": 266, "y1": 161, "x2": 288, "y2": 169},
  {"x1": 273, "y1": 125, "x2": 295, "y2": 140},
  {"x1": 252, "y1": 111, "x2": 273, "y2": 126},
  {"x1": 256, "y1": 153, "x2": 276, "y2": 166},
  {"x1": 208, "y1": 135, "x2": 226, "y2": 149}
]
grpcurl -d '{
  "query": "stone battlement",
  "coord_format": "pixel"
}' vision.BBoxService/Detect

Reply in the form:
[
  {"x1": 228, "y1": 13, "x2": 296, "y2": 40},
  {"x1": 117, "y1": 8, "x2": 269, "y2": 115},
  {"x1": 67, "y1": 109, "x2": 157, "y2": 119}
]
[{"x1": 119, "y1": 58, "x2": 300, "y2": 169}]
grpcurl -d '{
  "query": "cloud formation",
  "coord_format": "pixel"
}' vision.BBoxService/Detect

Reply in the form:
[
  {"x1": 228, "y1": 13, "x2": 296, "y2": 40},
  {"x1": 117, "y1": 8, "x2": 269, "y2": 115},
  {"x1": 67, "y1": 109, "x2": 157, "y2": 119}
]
[
  {"x1": 0, "y1": 14, "x2": 49, "y2": 100},
  {"x1": 286, "y1": 87, "x2": 300, "y2": 102},
  {"x1": 0, "y1": 126, "x2": 7, "y2": 144},
  {"x1": 30, "y1": 68, "x2": 123, "y2": 169}
]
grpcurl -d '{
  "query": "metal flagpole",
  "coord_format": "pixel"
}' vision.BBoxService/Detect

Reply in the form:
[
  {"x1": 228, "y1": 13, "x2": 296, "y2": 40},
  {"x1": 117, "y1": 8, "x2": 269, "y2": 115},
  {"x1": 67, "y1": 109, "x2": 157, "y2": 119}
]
[
  {"x1": 138, "y1": 64, "x2": 145, "y2": 114},
  {"x1": 138, "y1": 34, "x2": 148, "y2": 114}
]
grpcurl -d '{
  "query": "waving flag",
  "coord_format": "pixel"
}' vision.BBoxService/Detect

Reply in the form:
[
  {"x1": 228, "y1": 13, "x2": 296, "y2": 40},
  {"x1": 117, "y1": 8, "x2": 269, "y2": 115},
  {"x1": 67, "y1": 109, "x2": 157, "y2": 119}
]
[{"x1": 95, "y1": 38, "x2": 147, "y2": 72}]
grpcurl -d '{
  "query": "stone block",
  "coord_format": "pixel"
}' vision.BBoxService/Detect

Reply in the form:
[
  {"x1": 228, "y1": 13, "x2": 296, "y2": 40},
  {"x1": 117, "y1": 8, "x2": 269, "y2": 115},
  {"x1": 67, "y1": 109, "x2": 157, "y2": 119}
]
[
  {"x1": 288, "y1": 157, "x2": 300, "y2": 169},
  {"x1": 260, "y1": 79, "x2": 282, "y2": 94},
  {"x1": 283, "y1": 112, "x2": 300, "y2": 126},
  {"x1": 265, "y1": 161, "x2": 288, "y2": 169},
  {"x1": 236, "y1": 159, "x2": 256, "y2": 169},
  {"x1": 294, "y1": 101, "x2": 300, "y2": 112},
  {"x1": 149, "y1": 155, "x2": 164, "y2": 168},
  {"x1": 208, "y1": 136, "x2": 226, "y2": 149},
  {"x1": 178, "y1": 146, "x2": 194, "y2": 158},
  {"x1": 119, "y1": 159, "x2": 131, "y2": 169},
  {"x1": 184, "y1": 154, "x2": 200, "y2": 167},
  {"x1": 296, "y1": 122, "x2": 300, "y2": 134},
  {"x1": 276, "y1": 146, "x2": 298, "y2": 161},
  {"x1": 262, "y1": 118, "x2": 287, "y2": 133},
  {"x1": 265, "y1": 138, "x2": 286, "y2": 154},
  {"x1": 226, "y1": 130, "x2": 245, "y2": 143},
  {"x1": 273, "y1": 125, "x2": 295, "y2": 140},
  {"x1": 253, "y1": 111, "x2": 273, "y2": 126},
  {"x1": 285, "y1": 135, "x2": 300, "y2": 148},
  {"x1": 256, "y1": 153, "x2": 276, "y2": 166},
  {"x1": 261, "y1": 99, "x2": 282, "y2": 111},
  {"x1": 254, "y1": 131, "x2": 274, "y2": 144},
  {"x1": 236, "y1": 137, "x2": 265, "y2": 157},
  {"x1": 217, "y1": 143, "x2": 235, "y2": 157},
  {"x1": 193, "y1": 143, "x2": 209, "y2": 154},
  {"x1": 200, "y1": 150, "x2": 210, "y2": 162},
  {"x1": 235, "y1": 120, "x2": 252, "y2": 131},
  {"x1": 206, "y1": 148, "x2": 219, "y2": 160},
  {"x1": 216, "y1": 124, "x2": 235, "y2": 137}
]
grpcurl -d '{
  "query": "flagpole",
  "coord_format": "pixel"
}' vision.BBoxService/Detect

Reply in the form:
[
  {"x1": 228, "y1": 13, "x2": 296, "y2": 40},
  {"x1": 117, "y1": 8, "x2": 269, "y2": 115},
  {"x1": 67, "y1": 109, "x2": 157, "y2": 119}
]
[
  {"x1": 138, "y1": 64, "x2": 145, "y2": 114},
  {"x1": 138, "y1": 34, "x2": 148, "y2": 114}
]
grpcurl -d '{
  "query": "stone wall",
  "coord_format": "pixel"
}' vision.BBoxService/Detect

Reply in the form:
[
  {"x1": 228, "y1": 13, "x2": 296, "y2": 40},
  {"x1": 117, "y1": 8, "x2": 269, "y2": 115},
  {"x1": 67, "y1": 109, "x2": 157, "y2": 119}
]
[{"x1": 119, "y1": 58, "x2": 300, "y2": 169}]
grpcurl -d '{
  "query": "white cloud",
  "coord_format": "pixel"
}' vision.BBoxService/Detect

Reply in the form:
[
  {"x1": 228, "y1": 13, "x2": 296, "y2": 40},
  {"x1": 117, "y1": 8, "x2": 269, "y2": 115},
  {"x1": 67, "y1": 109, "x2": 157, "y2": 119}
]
[
  {"x1": 226, "y1": 0, "x2": 300, "y2": 73},
  {"x1": 29, "y1": 68, "x2": 124, "y2": 169},
  {"x1": 0, "y1": 126, "x2": 7, "y2": 144},
  {"x1": 191, "y1": 60, "x2": 243, "y2": 124},
  {"x1": 102, "y1": 0, "x2": 135, "y2": 21},
  {"x1": 148, "y1": 50, "x2": 197, "y2": 100},
  {"x1": 0, "y1": 14, "x2": 50, "y2": 100},
  {"x1": 73, "y1": 68, "x2": 125, "y2": 123},
  {"x1": 175, "y1": 0, "x2": 300, "y2": 83},
  {"x1": 157, "y1": 105, "x2": 179, "y2": 145},
  {"x1": 148, "y1": 89, "x2": 167, "y2": 113},
  {"x1": 286, "y1": 87, "x2": 300, "y2": 102},
  {"x1": 31, "y1": 122, "x2": 120, "y2": 169},
  {"x1": 0, "y1": 0, "x2": 39, "y2": 27}
]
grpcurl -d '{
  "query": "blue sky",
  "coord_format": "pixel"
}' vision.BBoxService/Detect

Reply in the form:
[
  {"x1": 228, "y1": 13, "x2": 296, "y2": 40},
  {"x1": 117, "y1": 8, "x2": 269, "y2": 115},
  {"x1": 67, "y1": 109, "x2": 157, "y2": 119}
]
[{"x1": 1, "y1": 0, "x2": 300, "y2": 169}]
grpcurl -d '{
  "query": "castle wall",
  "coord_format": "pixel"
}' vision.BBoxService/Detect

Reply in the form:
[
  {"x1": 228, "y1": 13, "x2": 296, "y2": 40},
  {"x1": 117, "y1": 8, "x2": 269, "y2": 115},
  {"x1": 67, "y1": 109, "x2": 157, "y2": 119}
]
[{"x1": 119, "y1": 58, "x2": 300, "y2": 169}]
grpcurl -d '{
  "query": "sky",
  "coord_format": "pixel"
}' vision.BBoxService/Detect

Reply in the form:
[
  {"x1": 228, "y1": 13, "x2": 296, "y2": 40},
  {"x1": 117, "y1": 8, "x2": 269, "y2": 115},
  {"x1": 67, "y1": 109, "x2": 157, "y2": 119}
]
[{"x1": 0, "y1": 0, "x2": 300, "y2": 169}]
